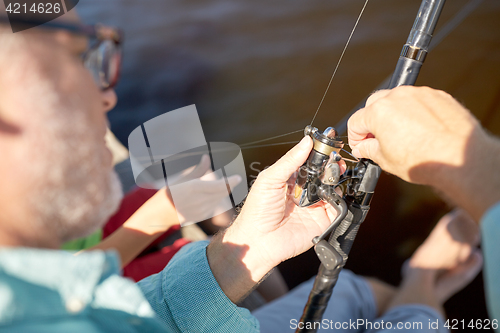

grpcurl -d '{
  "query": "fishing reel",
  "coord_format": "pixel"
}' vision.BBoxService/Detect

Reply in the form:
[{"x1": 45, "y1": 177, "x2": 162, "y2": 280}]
[
  {"x1": 293, "y1": 126, "x2": 344, "y2": 208},
  {"x1": 293, "y1": 126, "x2": 359, "y2": 270}
]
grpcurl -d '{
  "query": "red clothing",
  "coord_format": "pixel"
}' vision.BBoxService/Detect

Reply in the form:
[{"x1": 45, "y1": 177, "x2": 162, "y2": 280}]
[{"x1": 103, "y1": 187, "x2": 190, "y2": 282}]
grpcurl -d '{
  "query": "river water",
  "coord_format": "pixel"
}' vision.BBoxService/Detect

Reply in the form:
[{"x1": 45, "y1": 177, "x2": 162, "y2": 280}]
[{"x1": 78, "y1": 0, "x2": 499, "y2": 322}]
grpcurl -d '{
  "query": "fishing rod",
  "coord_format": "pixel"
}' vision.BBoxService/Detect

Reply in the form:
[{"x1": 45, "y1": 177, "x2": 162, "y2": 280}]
[{"x1": 293, "y1": 1, "x2": 447, "y2": 332}]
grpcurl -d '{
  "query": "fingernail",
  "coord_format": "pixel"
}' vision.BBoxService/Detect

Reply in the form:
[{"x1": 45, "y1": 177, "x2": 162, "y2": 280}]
[{"x1": 351, "y1": 148, "x2": 360, "y2": 158}]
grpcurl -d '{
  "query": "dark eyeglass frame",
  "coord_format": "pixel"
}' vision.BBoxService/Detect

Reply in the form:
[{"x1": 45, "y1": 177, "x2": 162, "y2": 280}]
[{"x1": 0, "y1": 16, "x2": 123, "y2": 90}]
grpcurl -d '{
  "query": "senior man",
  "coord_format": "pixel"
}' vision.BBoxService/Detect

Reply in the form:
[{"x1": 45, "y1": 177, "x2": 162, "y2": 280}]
[{"x1": 0, "y1": 10, "x2": 340, "y2": 332}]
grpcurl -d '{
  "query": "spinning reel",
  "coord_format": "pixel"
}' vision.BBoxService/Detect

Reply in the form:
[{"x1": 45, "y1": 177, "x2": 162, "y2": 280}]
[
  {"x1": 291, "y1": 125, "x2": 380, "y2": 331},
  {"x1": 293, "y1": 0, "x2": 445, "y2": 331},
  {"x1": 292, "y1": 125, "x2": 370, "y2": 271}
]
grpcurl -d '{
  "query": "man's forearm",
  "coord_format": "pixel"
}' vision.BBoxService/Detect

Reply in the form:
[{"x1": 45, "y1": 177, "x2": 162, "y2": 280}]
[
  {"x1": 207, "y1": 225, "x2": 274, "y2": 303},
  {"x1": 433, "y1": 131, "x2": 500, "y2": 221},
  {"x1": 86, "y1": 226, "x2": 165, "y2": 267}
]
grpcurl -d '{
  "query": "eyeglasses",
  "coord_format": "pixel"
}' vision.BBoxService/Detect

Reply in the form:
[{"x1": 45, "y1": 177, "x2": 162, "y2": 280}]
[
  {"x1": 0, "y1": 17, "x2": 123, "y2": 90},
  {"x1": 82, "y1": 24, "x2": 123, "y2": 90}
]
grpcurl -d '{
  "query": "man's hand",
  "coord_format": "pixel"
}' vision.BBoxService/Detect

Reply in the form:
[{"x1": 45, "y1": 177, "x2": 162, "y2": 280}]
[
  {"x1": 166, "y1": 154, "x2": 212, "y2": 186},
  {"x1": 168, "y1": 173, "x2": 241, "y2": 225},
  {"x1": 208, "y1": 136, "x2": 338, "y2": 302},
  {"x1": 348, "y1": 86, "x2": 500, "y2": 220},
  {"x1": 348, "y1": 86, "x2": 481, "y2": 184}
]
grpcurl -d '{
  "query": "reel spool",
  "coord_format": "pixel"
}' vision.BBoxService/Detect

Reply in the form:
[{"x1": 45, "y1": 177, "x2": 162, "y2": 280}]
[{"x1": 293, "y1": 126, "x2": 345, "y2": 207}]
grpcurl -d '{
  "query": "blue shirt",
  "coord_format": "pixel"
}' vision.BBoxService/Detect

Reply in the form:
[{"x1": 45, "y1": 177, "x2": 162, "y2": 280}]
[
  {"x1": 0, "y1": 242, "x2": 258, "y2": 333},
  {"x1": 481, "y1": 203, "x2": 500, "y2": 324},
  {"x1": 137, "y1": 241, "x2": 259, "y2": 332},
  {"x1": 0, "y1": 203, "x2": 499, "y2": 332},
  {"x1": 0, "y1": 248, "x2": 168, "y2": 332}
]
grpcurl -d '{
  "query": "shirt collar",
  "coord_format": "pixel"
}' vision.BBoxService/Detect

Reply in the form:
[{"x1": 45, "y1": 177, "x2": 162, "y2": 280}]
[{"x1": 0, "y1": 247, "x2": 121, "y2": 323}]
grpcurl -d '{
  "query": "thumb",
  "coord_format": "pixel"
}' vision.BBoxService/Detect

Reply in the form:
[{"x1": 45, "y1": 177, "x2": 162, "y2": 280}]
[
  {"x1": 193, "y1": 154, "x2": 212, "y2": 176},
  {"x1": 351, "y1": 138, "x2": 380, "y2": 162},
  {"x1": 185, "y1": 154, "x2": 212, "y2": 180},
  {"x1": 261, "y1": 136, "x2": 313, "y2": 183},
  {"x1": 226, "y1": 174, "x2": 243, "y2": 190}
]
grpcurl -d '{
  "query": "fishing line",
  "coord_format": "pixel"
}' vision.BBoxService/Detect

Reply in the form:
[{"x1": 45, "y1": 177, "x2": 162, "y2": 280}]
[
  {"x1": 144, "y1": 140, "x2": 302, "y2": 166},
  {"x1": 235, "y1": 1, "x2": 370, "y2": 150},
  {"x1": 239, "y1": 129, "x2": 304, "y2": 147},
  {"x1": 235, "y1": 0, "x2": 478, "y2": 152},
  {"x1": 341, "y1": 148, "x2": 359, "y2": 162},
  {"x1": 310, "y1": 0, "x2": 370, "y2": 126},
  {"x1": 334, "y1": 0, "x2": 485, "y2": 135},
  {"x1": 241, "y1": 141, "x2": 299, "y2": 150}
]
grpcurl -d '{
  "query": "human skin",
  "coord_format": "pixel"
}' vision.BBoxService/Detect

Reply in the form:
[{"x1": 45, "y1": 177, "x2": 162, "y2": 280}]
[
  {"x1": 206, "y1": 85, "x2": 500, "y2": 304},
  {"x1": 0, "y1": 10, "x2": 243, "y2": 268},
  {"x1": 0, "y1": 6, "x2": 340, "y2": 304},
  {"x1": 347, "y1": 86, "x2": 500, "y2": 222},
  {"x1": 389, "y1": 210, "x2": 482, "y2": 316},
  {"x1": 87, "y1": 171, "x2": 241, "y2": 267},
  {"x1": 1, "y1": 9, "x2": 488, "y2": 319},
  {"x1": 208, "y1": 136, "x2": 339, "y2": 302},
  {"x1": 0, "y1": 10, "x2": 119, "y2": 248}
]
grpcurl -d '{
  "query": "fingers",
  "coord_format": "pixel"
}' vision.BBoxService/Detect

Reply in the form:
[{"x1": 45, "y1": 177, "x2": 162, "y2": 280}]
[
  {"x1": 347, "y1": 108, "x2": 373, "y2": 148},
  {"x1": 445, "y1": 209, "x2": 481, "y2": 246},
  {"x1": 351, "y1": 138, "x2": 381, "y2": 162},
  {"x1": 347, "y1": 89, "x2": 389, "y2": 151},
  {"x1": 226, "y1": 175, "x2": 243, "y2": 190},
  {"x1": 170, "y1": 154, "x2": 212, "y2": 185},
  {"x1": 338, "y1": 159, "x2": 347, "y2": 175},
  {"x1": 436, "y1": 249, "x2": 483, "y2": 302},
  {"x1": 348, "y1": 90, "x2": 387, "y2": 162},
  {"x1": 260, "y1": 136, "x2": 313, "y2": 183},
  {"x1": 190, "y1": 154, "x2": 212, "y2": 179},
  {"x1": 199, "y1": 178, "x2": 228, "y2": 195},
  {"x1": 462, "y1": 250, "x2": 483, "y2": 279}
]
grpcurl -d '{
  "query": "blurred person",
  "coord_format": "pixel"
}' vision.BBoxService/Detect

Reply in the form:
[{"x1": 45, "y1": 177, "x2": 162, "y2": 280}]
[
  {"x1": 254, "y1": 209, "x2": 482, "y2": 332},
  {"x1": 66, "y1": 154, "x2": 240, "y2": 279},
  {"x1": 0, "y1": 9, "x2": 241, "y2": 332},
  {"x1": 0, "y1": 8, "x2": 299, "y2": 332},
  {"x1": 0, "y1": 10, "x2": 239, "y2": 271},
  {"x1": 0, "y1": 16, "x2": 122, "y2": 249}
]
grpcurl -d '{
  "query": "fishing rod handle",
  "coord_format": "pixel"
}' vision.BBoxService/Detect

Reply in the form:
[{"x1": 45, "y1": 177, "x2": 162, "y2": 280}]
[
  {"x1": 296, "y1": 203, "x2": 370, "y2": 333},
  {"x1": 296, "y1": 266, "x2": 340, "y2": 333}
]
